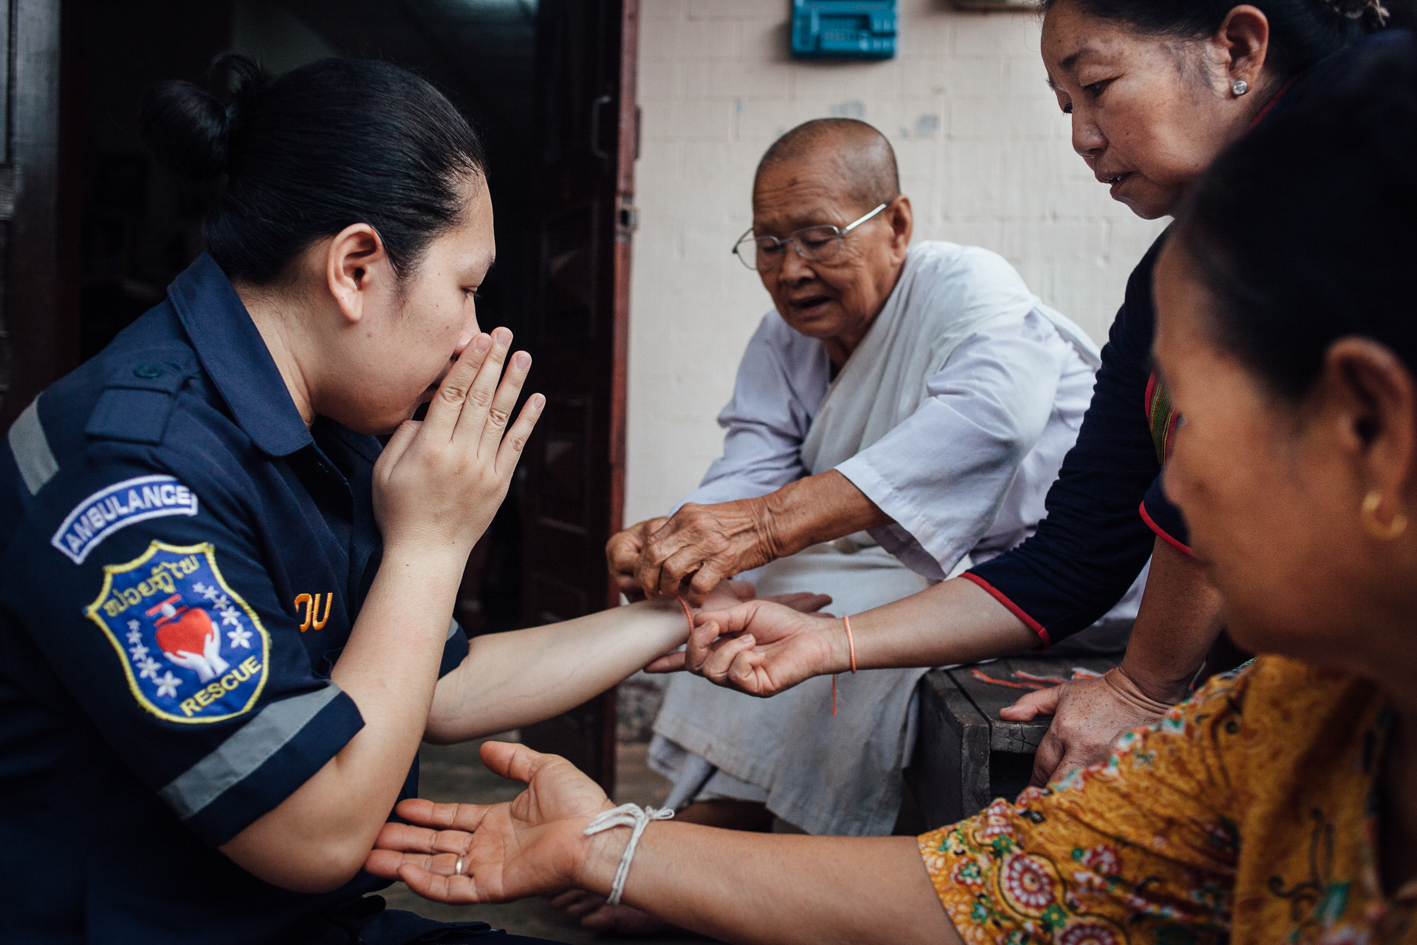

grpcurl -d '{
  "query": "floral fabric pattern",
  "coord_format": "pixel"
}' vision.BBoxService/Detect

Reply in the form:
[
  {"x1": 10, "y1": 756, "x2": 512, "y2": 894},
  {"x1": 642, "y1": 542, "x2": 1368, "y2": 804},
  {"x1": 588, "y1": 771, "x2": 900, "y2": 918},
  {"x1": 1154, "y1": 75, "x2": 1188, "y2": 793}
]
[{"x1": 918, "y1": 657, "x2": 1417, "y2": 944}]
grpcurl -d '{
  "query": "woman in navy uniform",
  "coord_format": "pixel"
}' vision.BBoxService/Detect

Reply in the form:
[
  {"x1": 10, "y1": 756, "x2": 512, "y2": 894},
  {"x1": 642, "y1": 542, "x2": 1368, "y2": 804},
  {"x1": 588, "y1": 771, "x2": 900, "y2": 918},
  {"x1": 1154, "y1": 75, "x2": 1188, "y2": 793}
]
[{"x1": 0, "y1": 55, "x2": 789, "y2": 944}]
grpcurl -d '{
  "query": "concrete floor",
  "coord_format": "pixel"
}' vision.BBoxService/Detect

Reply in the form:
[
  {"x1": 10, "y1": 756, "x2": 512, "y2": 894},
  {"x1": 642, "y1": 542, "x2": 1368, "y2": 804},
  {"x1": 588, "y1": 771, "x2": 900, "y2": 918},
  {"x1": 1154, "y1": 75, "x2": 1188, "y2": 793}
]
[{"x1": 380, "y1": 736, "x2": 714, "y2": 945}]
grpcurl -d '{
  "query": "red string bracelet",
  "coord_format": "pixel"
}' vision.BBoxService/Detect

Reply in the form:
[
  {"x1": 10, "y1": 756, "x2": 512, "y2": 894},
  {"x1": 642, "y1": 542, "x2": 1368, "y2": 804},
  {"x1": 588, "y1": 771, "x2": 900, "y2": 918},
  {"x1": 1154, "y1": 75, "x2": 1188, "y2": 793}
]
[
  {"x1": 677, "y1": 596, "x2": 694, "y2": 636},
  {"x1": 831, "y1": 614, "x2": 858, "y2": 717}
]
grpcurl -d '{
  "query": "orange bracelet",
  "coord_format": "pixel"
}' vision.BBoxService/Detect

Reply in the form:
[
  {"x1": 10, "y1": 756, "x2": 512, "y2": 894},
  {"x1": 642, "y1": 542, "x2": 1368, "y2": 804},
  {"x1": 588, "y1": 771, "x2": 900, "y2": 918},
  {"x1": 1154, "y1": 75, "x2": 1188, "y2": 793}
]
[
  {"x1": 677, "y1": 596, "x2": 694, "y2": 636},
  {"x1": 846, "y1": 613, "x2": 858, "y2": 673},
  {"x1": 831, "y1": 615, "x2": 858, "y2": 717}
]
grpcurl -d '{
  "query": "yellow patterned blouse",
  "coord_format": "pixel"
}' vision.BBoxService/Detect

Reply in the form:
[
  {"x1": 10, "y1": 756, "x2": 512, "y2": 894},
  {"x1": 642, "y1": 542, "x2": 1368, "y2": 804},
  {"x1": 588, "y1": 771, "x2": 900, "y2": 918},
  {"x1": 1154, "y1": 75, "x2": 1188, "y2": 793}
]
[{"x1": 918, "y1": 656, "x2": 1416, "y2": 944}]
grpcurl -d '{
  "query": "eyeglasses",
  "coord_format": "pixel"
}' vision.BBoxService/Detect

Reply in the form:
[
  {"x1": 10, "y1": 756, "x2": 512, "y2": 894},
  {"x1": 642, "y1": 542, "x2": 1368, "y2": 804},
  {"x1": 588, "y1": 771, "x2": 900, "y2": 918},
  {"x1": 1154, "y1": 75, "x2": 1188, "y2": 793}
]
[{"x1": 732, "y1": 203, "x2": 889, "y2": 272}]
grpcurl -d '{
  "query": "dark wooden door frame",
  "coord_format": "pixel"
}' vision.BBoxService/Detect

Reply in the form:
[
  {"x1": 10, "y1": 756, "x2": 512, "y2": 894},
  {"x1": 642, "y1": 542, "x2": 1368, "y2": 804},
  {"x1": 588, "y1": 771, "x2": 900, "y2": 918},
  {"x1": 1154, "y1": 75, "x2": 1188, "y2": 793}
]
[
  {"x1": 519, "y1": 0, "x2": 637, "y2": 793},
  {"x1": 599, "y1": 0, "x2": 638, "y2": 794},
  {"x1": 2, "y1": 0, "x2": 82, "y2": 429},
  {"x1": 606, "y1": 0, "x2": 638, "y2": 574}
]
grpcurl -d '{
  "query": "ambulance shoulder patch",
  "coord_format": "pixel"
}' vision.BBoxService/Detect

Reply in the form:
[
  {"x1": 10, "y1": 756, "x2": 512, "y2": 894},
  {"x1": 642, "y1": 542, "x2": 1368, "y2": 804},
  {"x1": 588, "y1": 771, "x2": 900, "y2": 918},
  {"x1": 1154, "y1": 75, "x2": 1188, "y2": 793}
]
[
  {"x1": 52, "y1": 474, "x2": 199, "y2": 564},
  {"x1": 86, "y1": 540, "x2": 270, "y2": 723}
]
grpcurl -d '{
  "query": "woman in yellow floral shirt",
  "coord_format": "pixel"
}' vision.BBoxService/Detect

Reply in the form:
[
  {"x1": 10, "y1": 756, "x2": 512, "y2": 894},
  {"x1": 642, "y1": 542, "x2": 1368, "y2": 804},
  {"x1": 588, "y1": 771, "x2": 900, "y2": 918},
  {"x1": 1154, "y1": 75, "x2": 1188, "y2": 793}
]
[
  {"x1": 360, "y1": 24, "x2": 1417, "y2": 945},
  {"x1": 921, "y1": 658, "x2": 1407, "y2": 943}
]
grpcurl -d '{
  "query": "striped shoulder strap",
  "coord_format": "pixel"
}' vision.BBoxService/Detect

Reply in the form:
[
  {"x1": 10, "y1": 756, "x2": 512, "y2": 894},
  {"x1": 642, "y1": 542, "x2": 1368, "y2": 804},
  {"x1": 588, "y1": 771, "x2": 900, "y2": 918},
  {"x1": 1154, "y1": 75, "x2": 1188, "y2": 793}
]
[{"x1": 1145, "y1": 370, "x2": 1180, "y2": 466}]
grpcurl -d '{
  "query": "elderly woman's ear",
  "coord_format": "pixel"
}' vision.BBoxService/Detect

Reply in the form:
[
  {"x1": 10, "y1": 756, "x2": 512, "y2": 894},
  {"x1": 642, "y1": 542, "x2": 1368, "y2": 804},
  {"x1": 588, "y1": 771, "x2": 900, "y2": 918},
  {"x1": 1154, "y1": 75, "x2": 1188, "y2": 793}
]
[
  {"x1": 1317, "y1": 337, "x2": 1417, "y2": 536},
  {"x1": 885, "y1": 195, "x2": 913, "y2": 261}
]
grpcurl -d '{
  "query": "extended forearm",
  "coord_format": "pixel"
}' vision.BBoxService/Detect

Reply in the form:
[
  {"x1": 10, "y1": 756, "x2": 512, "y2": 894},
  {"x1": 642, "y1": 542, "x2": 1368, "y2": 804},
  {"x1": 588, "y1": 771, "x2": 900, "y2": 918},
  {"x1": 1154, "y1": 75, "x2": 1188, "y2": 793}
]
[
  {"x1": 841, "y1": 576, "x2": 1040, "y2": 672},
  {"x1": 585, "y1": 825, "x2": 959, "y2": 945},
  {"x1": 762, "y1": 470, "x2": 890, "y2": 558},
  {"x1": 426, "y1": 597, "x2": 691, "y2": 742},
  {"x1": 222, "y1": 542, "x2": 464, "y2": 891},
  {"x1": 1119, "y1": 538, "x2": 1225, "y2": 703}
]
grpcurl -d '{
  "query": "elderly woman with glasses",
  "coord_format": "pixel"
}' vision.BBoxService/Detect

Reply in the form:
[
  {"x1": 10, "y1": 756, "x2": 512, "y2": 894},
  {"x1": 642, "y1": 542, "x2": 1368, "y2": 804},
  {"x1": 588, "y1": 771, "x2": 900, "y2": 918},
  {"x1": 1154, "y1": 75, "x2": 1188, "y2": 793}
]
[{"x1": 586, "y1": 116, "x2": 1140, "y2": 932}]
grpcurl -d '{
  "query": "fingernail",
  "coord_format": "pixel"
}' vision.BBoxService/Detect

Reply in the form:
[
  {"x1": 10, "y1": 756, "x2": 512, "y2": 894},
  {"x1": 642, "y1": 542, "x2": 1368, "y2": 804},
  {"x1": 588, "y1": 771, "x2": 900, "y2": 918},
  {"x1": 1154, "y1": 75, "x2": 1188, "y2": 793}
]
[
  {"x1": 513, "y1": 351, "x2": 531, "y2": 370},
  {"x1": 474, "y1": 334, "x2": 492, "y2": 353},
  {"x1": 493, "y1": 327, "x2": 512, "y2": 345},
  {"x1": 530, "y1": 393, "x2": 545, "y2": 409}
]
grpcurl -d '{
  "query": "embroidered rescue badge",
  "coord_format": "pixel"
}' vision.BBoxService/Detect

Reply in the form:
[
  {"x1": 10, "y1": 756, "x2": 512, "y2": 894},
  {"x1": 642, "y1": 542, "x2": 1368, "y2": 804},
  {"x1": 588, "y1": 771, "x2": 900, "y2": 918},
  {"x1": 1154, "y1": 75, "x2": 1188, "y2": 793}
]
[{"x1": 85, "y1": 540, "x2": 269, "y2": 723}]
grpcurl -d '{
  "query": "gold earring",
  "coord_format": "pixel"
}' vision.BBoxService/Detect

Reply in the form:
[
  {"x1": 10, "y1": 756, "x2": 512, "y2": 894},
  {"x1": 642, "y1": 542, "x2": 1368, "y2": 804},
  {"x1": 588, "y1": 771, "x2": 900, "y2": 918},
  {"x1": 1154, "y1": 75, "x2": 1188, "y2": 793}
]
[{"x1": 1361, "y1": 490, "x2": 1408, "y2": 541}]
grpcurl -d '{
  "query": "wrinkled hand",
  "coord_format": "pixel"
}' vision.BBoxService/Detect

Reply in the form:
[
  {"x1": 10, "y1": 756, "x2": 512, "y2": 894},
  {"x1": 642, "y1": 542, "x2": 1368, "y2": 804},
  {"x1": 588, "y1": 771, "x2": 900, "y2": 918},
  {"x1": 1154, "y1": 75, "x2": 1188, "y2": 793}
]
[
  {"x1": 365, "y1": 742, "x2": 611, "y2": 904},
  {"x1": 374, "y1": 328, "x2": 544, "y2": 557},
  {"x1": 646, "y1": 598, "x2": 840, "y2": 696},
  {"x1": 999, "y1": 667, "x2": 1180, "y2": 788},
  {"x1": 606, "y1": 517, "x2": 668, "y2": 601},
  {"x1": 631, "y1": 500, "x2": 780, "y2": 606}
]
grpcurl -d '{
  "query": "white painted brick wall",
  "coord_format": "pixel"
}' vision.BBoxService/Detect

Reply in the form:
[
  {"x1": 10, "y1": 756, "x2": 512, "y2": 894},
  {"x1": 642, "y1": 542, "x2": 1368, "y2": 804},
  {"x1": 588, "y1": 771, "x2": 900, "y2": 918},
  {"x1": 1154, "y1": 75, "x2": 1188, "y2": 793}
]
[{"x1": 625, "y1": 0, "x2": 1168, "y2": 527}]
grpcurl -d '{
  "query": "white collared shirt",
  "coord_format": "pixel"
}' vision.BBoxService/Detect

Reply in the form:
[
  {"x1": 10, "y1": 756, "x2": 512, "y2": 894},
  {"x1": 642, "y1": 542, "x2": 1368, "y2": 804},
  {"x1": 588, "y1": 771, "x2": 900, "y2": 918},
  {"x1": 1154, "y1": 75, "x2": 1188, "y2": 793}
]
[{"x1": 678, "y1": 307, "x2": 1098, "y2": 580}]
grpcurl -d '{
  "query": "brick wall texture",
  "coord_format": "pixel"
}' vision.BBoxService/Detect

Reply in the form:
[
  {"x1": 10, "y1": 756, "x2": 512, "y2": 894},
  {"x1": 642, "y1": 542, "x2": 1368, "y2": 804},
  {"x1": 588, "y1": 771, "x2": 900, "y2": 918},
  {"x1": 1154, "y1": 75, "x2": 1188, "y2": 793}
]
[{"x1": 624, "y1": 0, "x2": 1167, "y2": 527}]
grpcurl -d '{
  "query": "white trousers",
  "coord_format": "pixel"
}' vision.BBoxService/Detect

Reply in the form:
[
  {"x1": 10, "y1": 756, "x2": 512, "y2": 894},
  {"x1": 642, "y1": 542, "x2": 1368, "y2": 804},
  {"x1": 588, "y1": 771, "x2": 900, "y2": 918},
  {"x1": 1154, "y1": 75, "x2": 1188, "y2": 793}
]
[
  {"x1": 650, "y1": 542, "x2": 1139, "y2": 836},
  {"x1": 650, "y1": 543, "x2": 938, "y2": 837}
]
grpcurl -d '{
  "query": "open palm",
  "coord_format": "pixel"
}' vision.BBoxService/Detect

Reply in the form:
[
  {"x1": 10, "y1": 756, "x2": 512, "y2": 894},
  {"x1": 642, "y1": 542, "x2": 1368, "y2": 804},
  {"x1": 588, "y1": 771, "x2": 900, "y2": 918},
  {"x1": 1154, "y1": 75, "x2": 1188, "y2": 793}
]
[{"x1": 365, "y1": 742, "x2": 611, "y2": 904}]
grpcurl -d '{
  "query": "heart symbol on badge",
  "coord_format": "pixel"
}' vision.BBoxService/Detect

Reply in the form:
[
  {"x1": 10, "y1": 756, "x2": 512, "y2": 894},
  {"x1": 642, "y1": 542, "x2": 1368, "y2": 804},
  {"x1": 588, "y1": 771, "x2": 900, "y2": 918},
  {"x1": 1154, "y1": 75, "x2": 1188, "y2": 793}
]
[
  {"x1": 156, "y1": 607, "x2": 229, "y2": 682},
  {"x1": 157, "y1": 607, "x2": 214, "y2": 658}
]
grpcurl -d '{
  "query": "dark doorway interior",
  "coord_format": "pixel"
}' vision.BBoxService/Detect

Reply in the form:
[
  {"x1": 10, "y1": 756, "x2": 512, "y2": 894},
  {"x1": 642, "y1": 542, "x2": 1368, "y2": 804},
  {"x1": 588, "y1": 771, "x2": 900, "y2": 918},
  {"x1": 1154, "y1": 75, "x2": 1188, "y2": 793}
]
[{"x1": 76, "y1": 0, "x2": 539, "y2": 636}]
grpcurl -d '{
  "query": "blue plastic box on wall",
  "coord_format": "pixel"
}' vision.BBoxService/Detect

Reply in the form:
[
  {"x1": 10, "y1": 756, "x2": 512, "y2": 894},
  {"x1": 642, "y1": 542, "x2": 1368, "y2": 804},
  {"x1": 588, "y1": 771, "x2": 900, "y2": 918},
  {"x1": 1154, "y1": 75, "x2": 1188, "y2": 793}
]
[{"x1": 791, "y1": 0, "x2": 898, "y2": 60}]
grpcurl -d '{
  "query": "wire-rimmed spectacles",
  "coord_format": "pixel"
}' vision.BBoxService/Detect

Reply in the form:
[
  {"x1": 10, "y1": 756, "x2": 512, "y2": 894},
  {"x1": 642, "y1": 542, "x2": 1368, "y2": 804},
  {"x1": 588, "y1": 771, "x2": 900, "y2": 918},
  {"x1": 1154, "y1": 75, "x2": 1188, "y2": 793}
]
[{"x1": 732, "y1": 203, "x2": 888, "y2": 272}]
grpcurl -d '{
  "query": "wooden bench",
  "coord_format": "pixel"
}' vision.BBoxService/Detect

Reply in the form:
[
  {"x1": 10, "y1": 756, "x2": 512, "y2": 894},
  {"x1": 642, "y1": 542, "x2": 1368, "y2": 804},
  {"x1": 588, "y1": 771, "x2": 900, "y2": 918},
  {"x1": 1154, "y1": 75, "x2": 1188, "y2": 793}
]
[{"x1": 899, "y1": 655, "x2": 1120, "y2": 832}]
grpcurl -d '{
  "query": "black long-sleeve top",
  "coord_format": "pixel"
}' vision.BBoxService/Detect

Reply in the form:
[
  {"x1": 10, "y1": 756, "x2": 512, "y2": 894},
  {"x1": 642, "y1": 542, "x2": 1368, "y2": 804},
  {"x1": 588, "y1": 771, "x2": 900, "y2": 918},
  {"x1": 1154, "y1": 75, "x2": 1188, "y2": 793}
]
[{"x1": 963, "y1": 30, "x2": 1410, "y2": 645}]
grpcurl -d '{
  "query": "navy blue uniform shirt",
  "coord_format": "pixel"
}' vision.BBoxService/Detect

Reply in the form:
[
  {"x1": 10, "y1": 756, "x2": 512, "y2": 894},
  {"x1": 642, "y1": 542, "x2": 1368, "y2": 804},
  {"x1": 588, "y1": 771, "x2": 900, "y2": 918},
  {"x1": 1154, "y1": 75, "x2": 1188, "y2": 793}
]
[{"x1": 0, "y1": 254, "x2": 483, "y2": 944}]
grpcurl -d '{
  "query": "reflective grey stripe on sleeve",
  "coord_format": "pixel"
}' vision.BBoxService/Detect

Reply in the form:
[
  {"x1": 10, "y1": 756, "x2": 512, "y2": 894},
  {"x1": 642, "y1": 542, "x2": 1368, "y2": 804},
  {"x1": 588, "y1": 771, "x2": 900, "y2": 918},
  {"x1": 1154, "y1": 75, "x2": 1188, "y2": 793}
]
[
  {"x1": 8, "y1": 398, "x2": 58, "y2": 496},
  {"x1": 159, "y1": 684, "x2": 344, "y2": 821}
]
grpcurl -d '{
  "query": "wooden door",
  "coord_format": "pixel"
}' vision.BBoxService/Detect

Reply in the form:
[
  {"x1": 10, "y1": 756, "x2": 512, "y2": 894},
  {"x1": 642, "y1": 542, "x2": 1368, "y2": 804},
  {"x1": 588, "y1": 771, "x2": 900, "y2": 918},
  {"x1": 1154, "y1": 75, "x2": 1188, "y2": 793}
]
[
  {"x1": 518, "y1": 0, "x2": 638, "y2": 792},
  {"x1": 0, "y1": 0, "x2": 81, "y2": 428}
]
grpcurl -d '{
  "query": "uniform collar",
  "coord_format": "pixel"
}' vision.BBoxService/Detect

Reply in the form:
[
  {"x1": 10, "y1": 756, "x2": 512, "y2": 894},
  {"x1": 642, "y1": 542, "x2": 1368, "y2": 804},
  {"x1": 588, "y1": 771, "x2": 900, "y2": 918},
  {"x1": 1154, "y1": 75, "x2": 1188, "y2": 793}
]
[{"x1": 167, "y1": 253, "x2": 314, "y2": 457}]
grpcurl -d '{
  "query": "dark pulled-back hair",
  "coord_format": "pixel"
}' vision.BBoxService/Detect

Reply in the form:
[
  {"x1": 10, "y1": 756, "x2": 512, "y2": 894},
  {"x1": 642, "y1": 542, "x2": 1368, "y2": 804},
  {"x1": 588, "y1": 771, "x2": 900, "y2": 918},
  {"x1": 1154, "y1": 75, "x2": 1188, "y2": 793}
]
[
  {"x1": 140, "y1": 54, "x2": 486, "y2": 285},
  {"x1": 1173, "y1": 34, "x2": 1416, "y2": 400},
  {"x1": 1040, "y1": 0, "x2": 1387, "y2": 80}
]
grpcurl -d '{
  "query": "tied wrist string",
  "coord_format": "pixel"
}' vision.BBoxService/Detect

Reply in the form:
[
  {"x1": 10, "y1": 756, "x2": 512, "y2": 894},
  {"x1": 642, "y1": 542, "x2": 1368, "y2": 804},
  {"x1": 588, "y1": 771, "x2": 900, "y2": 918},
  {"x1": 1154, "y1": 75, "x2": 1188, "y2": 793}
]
[
  {"x1": 830, "y1": 614, "x2": 858, "y2": 716},
  {"x1": 677, "y1": 595, "x2": 694, "y2": 636},
  {"x1": 582, "y1": 803, "x2": 675, "y2": 905}
]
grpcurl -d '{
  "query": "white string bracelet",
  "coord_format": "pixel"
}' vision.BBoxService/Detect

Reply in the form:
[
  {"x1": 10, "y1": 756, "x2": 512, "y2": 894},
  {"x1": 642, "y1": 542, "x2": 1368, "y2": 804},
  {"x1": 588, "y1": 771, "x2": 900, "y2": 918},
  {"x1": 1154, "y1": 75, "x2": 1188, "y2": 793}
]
[{"x1": 582, "y1": 803, "x2": 674, "y2": 905}]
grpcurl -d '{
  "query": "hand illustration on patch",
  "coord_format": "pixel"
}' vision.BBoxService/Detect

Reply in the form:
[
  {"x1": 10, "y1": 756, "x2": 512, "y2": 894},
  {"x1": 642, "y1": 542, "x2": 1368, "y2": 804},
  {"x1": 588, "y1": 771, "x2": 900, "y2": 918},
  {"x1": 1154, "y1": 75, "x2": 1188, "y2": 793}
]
[{"x1": 156, "y1": 605, "x2": 229, "y2": 683}]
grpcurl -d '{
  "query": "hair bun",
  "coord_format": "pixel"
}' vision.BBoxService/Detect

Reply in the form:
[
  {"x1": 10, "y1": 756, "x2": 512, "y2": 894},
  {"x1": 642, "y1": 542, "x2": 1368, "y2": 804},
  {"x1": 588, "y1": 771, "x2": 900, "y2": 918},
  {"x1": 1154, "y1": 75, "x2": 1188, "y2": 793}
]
[
  {"x1": 1324, "y1": 0, "x2": 1390, "y2": 30},
  {"x1": 139, "y1": 53, "x2": 266, "y2": 183}
]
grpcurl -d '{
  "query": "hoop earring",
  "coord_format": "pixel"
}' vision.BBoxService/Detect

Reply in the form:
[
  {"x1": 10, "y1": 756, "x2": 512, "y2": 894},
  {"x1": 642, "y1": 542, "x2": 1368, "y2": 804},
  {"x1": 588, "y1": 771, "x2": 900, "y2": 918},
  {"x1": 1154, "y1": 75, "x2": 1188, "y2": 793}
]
[
  {"x1": 1232, "y1": 79, "x2": 1249, "y2": 97},
  {"x1": 1361, "y1": 490, "x2": 1408, "y2": 541}
]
